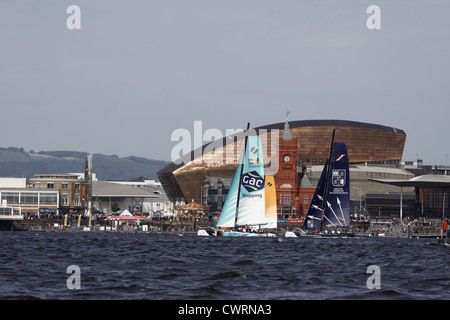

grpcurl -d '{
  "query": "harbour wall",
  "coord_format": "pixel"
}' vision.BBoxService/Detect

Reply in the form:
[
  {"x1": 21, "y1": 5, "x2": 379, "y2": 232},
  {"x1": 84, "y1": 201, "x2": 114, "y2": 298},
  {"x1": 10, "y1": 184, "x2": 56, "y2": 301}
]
[{"x1": 1, "y1": 218, "x2": 442, "y2": 237}]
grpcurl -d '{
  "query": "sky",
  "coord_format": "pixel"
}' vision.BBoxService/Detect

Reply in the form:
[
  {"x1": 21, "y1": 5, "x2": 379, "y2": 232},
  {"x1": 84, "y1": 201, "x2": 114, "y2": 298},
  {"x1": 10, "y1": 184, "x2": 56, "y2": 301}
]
[{"x1": 1, "y1": 1, "x2": 449, "y2": 165}]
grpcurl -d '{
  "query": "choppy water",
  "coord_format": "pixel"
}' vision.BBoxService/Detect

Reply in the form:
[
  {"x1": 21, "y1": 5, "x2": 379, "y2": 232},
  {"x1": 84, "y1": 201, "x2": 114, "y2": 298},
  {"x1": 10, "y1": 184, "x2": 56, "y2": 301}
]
[{"x1": 0, "y1": 231, "x2": 448, "y2": 300}]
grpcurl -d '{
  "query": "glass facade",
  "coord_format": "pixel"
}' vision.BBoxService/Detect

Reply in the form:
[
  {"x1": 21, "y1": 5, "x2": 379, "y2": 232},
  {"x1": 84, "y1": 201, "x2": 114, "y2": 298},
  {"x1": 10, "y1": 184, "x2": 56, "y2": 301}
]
[
  {"x1": 1, "y1": 192, "x2": 20, "y2": 204},
  {"x1": 20, "y1": 192, "x2": 39, "y2": 205},
  {"x1": 40, "y1": 193, "x2": 58, "y2": 205},
  {"x1": 0, "y1": 207, "x2": 14, "y2": 215},
  {"x1": 1, "y1": 191, "x2": 58, "y2": 207}
]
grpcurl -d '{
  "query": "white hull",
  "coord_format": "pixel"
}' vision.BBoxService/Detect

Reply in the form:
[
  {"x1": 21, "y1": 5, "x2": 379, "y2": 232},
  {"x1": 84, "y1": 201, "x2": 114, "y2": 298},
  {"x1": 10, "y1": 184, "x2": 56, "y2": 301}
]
[{"x1": 197, "y1": 229, "x2": 276, "y2": 237}]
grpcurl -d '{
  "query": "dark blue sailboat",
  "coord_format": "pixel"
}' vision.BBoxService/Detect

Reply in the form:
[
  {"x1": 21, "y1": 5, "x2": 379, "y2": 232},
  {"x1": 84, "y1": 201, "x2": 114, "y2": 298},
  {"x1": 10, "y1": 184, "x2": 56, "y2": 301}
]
[{"x1": 285, "y1": 130, "x2": 354, "y2": 238}]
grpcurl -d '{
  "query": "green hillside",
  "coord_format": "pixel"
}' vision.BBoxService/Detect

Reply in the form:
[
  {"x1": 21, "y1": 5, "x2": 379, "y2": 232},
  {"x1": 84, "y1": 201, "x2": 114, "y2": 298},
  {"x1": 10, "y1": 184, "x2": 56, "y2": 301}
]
[{"x1": 0, "y1": 147, "x2": 169, "y2": 181}]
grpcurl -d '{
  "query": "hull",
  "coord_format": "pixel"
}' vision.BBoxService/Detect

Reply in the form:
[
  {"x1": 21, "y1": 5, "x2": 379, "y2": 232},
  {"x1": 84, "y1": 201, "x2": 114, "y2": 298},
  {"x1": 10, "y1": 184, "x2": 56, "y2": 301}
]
[
  {"x1": 218, "y1": 230, "x2": 259, "y2": 237},
  {"x1": 285, "y1": 231, "x2": 359, "y2": 238},
  {"x1": 218, "y1": 230, "x2": 276, "y2": 237},
  {"x1": 197, "y1": 229, "x2": 215, "y2": 236},
  {"x1": 198, "y1": 229, "x2": 276, "y2": 237}
]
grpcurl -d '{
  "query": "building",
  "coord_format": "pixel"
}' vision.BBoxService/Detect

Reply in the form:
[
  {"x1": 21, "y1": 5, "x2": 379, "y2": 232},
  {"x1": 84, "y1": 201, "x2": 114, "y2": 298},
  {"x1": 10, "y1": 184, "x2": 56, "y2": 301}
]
[
  {"x1": 90, "y1": 181, "x2": 164, "y2": 215},
  {"x1": 0, "y1": 188, "x2": 59, "y2": 216},
  {"x1": 29, "y1": 173, "x2": 89, "y2": 215},
  {"x1": 0, "y1": 178, "x2": 26, "y2": 189},
  {"x1": 158, "y1": 119, "x2": 408, "y2": 218},
  {"x1": 272, "y1": 121, "x2": 316, "y2": 219},
  {"x1": 369, "y1": 174, "x2": 450, "y2": 219}
]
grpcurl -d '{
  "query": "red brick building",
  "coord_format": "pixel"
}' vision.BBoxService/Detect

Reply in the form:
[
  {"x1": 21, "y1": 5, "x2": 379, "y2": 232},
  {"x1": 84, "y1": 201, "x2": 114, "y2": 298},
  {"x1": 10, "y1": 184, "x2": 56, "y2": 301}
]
[{"x1": 274, "y1": 120, "x2": 315, "y2": 220}]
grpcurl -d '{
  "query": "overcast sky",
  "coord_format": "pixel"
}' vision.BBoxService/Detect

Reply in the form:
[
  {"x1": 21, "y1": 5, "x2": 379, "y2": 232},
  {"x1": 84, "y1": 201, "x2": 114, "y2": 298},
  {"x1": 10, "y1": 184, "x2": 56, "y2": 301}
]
[{"x1": 1, "y1": 1, "x2": 449, "y2": 164}]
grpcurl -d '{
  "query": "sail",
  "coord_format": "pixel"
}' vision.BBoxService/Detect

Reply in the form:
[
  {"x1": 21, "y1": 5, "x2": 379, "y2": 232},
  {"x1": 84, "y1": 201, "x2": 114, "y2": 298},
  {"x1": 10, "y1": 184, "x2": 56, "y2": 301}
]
[
  {"x1": 323, "y1": 142, "x2": 350, "y2": 228},
  {"x1": 236, "y1": 136, "x2": 266, "y2": 226},
  {"x1": 303, "y1": 142, "x2": 350, "y2": 230},
  {"x1": 216, "y1": 154, "x2": 243, "y2": 228},
  {"x1": 303, "y1": 159, "x2": 327, "y2": 230},
  {"x1": 262, "y1": 175, "x2": 277, "y2": 229}
]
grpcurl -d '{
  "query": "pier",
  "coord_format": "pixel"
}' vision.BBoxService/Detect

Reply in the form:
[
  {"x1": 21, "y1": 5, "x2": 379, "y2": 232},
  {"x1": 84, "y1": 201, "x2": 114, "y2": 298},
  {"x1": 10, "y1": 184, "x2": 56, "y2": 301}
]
[{"x1": 0, "y1": 206, "x2": 24, "y2": 230}]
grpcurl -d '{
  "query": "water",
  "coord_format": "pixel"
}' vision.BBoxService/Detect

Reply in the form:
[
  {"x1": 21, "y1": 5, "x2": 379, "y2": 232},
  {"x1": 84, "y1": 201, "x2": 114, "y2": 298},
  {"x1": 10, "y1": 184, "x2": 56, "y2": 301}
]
[{"x1": 0, "y1": 231, "x2": 448, "y2": 300}]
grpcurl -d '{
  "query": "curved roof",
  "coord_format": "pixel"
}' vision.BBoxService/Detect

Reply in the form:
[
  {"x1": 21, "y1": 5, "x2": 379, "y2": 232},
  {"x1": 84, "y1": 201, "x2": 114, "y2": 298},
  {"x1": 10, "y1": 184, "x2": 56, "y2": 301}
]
[
  {"x1": 369, "y1": 174, "x2": 450, "y2": 188},
  {"x1": 159, "y1": 119, "x2": 405, "y2": 173},
  {"x1": 256, "y1": 119, "x2": 405, "y2": 134}
]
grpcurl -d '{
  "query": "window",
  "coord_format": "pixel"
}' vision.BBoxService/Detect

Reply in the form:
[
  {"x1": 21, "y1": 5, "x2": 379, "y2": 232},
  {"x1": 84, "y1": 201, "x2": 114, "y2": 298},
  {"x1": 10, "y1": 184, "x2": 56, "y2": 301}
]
[
  {"x1": 61, "y1": 193, "x2": 69, "y2": 206},
  {"x1": 40, "y1": 193, "x2": 58, "y2": 205},
  {"x1": 35, "y1": 182, "x2": 41, "y2": 189},
  {"x1": 1, "y1": 192, "x2": 20, "y2": 204},
  {"x1": 62, "y1": 183, "x2": 69, "y2": 189},
  {"x1": 303, "y1": 194, "x2": 309, "y2": 205},
  {"x1": 47, "y1": 182, "x2": 55, "y2": 189},
  {"x1": 280, "y1": 193, "x2": 292, "y2": 205},
  {"x1": 20, "y1": 193, "x2": 39, "y2": 205},
  {"x1": 75, "y1": 183, "x2": 80, "y2": 190},
  {"x1": 0, "y1": 207, "x2": 13, "y2": 215},
  {"x1": 74, "y1": 193, "x2": 80, "y2": 207}
]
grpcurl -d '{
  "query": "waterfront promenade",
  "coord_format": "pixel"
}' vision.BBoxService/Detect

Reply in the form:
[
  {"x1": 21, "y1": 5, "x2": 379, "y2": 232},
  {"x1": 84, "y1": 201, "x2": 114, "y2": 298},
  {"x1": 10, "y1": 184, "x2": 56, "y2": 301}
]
[{"x1": 1, "y1": 216, "x2": 443, "y2": 238}]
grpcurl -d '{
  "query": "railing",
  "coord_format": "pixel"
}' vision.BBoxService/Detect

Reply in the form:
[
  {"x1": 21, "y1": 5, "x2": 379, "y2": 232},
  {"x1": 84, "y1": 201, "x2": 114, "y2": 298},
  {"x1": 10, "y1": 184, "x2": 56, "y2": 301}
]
[{"x1": 0, "y1": 214, "x2": 24, "y2": 221}]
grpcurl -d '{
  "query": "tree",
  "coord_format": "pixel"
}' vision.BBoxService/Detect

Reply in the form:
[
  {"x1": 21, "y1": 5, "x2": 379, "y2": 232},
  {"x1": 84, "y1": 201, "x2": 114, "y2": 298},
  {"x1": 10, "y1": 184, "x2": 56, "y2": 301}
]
[{"x1": 111, "y1": 202, "x2": 120, "y2": 213}]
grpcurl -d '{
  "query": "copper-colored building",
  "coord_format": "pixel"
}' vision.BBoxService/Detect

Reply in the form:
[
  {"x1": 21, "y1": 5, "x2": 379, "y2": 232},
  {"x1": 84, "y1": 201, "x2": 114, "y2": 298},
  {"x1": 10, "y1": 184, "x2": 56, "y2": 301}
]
[{"x1": 158, "y1": 120, "x2": 406, "y2": 207}]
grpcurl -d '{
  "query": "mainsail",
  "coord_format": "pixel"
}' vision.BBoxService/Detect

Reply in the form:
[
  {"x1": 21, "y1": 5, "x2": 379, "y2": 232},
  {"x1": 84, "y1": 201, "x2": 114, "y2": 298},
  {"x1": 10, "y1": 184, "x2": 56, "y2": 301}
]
[
  {"x1": 303, "y1": 142, "x2": 350, "y2": 230},
  {"x1": 303, "y1": 160, "x2": 327, "y2": 230},
  {"x1": 216, "y1": 135, "x2": 266, "y2": 228}
]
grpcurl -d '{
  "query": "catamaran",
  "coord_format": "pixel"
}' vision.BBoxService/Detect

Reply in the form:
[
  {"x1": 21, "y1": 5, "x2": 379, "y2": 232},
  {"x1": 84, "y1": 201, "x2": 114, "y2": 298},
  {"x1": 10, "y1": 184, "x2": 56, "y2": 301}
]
[
  {"x1": 198, "y1": 124, "x2": 277, "y2": 237},
  {"x1": 285, "y1": 130, "x2": 355, "y2": 238}
]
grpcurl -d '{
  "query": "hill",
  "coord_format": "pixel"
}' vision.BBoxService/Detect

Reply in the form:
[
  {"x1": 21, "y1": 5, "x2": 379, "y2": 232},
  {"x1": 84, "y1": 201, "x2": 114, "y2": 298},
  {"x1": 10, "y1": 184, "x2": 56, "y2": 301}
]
[{"x1": 0, "y1": 147, "x2": 169, "y2": 181}]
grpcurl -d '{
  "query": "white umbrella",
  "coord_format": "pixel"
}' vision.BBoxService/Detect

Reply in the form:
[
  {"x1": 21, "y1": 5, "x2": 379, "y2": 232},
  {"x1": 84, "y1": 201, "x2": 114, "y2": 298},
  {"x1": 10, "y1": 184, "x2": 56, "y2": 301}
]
[{"x1": 163, "y1": 212, "x2": 175, "y2": 217}]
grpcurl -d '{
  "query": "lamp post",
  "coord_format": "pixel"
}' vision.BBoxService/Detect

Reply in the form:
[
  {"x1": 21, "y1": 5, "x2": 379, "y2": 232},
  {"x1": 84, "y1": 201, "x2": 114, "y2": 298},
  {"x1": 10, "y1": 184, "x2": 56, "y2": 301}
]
[{"x1": 353, "y1": 186, "x2": 362, "y2": 219}]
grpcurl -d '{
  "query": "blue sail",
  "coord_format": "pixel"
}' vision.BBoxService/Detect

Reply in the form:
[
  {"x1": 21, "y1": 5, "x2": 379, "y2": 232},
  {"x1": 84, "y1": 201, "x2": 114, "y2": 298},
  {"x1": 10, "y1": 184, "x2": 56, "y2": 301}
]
[
  {"x1": 303, "y1": 142, "x2": 350, "y2": 230},
  {"x1": 323, "y1": 142, "x2": 350, "y2": 228},
  {"x1": 303, "y1": 159, "x2": 327, "y2": 230},
  {"x1": 216, "y1": 154, "x2": 243, "y2": 228}
]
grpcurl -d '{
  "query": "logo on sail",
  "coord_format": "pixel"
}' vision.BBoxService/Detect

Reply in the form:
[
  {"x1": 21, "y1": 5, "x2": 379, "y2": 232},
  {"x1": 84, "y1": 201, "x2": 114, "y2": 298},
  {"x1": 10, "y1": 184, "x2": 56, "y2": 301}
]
[
  {"x1": 242, "y1": 171, "x2": 265, "y2": 193},
  {"x1": 332, "y1": 169, "x2": 346, "y2": 187}
]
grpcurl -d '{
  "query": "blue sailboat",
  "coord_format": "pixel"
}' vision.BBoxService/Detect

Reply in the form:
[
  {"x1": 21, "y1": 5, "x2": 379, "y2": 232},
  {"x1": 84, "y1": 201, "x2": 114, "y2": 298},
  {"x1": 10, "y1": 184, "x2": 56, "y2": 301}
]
[
  {"x1": 198, "y1": 124, "x2": 276, "y2": 237},
  {"x1": 285, "y1": 131, "x2": 354, "y2": 238}
]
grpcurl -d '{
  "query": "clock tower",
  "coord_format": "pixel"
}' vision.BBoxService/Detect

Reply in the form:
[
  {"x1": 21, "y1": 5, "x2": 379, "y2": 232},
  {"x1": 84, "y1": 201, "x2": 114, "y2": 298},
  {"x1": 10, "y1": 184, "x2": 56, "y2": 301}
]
[{"x1": 274, "y1": 114, "x2": 299, "y2": 219}]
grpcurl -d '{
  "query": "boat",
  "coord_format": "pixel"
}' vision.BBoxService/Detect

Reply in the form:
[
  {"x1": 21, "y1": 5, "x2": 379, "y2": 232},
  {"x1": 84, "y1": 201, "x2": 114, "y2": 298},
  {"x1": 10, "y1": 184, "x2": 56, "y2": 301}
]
[
  {"x1": 198, "y1": 124, "x2": 277, "y2": 237},
  {"x1": 285, "y1": 130, "x2": 356, "y2": 238}
]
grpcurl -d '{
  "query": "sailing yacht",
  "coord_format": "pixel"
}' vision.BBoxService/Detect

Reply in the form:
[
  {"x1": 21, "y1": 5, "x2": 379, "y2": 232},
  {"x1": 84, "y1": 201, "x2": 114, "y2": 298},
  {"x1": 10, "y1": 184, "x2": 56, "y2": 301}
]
[
  {"x1": 285, "y1": 132, "x2": 354, "y2": 238},
  {"x1": 198, "y1": 126, "x2": 277, "y2": 237}
]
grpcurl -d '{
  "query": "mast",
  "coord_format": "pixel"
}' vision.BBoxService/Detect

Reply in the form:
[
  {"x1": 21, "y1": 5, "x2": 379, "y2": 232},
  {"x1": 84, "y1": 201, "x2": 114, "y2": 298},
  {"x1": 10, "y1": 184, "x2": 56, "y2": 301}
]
[
  {"x1": 234, "y1": 122, "x2": 251, "y2": 229},
  {"x1": 320, "y1": 128, "x2": 336, "y2": 231},
  {"x1": 85, "y1": 154, "x2": 93, "y2": 226}
]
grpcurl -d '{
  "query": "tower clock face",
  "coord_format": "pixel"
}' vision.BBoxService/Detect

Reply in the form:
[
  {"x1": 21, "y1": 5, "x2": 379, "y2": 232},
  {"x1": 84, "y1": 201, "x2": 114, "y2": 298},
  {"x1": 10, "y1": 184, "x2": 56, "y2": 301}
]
[{"x1": 284, "y1": 155, "x2": 291, "y2": 162}]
